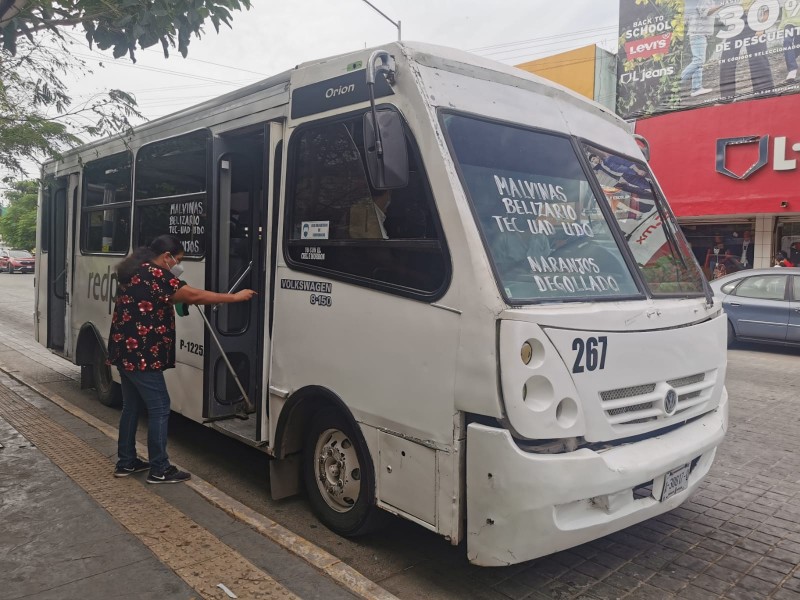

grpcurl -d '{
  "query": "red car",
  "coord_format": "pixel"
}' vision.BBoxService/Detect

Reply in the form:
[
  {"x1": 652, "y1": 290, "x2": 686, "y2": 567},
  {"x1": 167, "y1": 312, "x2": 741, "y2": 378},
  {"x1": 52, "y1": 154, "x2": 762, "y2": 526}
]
[{"x1": 0, "y1": 249, "x2": 35, "y2": 273}]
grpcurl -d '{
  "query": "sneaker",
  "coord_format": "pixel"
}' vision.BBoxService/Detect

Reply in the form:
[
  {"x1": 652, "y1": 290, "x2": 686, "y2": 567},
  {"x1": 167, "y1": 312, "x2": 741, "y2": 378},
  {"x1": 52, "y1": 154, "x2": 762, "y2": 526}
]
[
  {"x1": 146, "y1": 465, "x2": 191, "y2": 484},
  {"x1": 690, "y1": 87, "x2": 712, "y2": 97},
  {"x1": 114, "y1": 458, "x2": 150, "y2": 477},
  {"x1": 786, "y1": 69, "x2": 797, "y2": 82}
]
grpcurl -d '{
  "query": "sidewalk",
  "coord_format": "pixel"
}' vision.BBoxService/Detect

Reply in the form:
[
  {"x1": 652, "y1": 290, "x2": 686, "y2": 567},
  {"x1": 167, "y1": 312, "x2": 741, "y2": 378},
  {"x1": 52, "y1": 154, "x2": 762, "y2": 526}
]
[
  {"x1": 0, "y1": 410, "x2": 197, "y2": 599},
  {"x1": 0, "y1": 371, "x2": 369, "y2": 600}
]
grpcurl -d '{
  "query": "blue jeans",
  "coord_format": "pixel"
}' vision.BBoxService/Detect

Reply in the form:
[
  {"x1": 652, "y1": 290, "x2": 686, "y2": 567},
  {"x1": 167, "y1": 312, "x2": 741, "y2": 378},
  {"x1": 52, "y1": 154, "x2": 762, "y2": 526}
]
[
  {"x1": 680, "y1": 35, "x2": 707, "y2": 92},
  {"x1": 784, "y1": 25, "x2": 800, "y2": 72},
  {"x1": 117, "y1": 369, "x2": 172, "y2": 473}
]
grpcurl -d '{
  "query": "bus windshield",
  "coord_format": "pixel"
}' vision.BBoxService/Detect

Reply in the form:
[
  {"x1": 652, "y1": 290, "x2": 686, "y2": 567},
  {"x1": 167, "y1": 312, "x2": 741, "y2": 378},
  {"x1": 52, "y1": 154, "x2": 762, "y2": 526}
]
[
  {"x1": 442, "y1": 113, "x2": 705, "y2": 302},
  {"x1": 581, "y1": 144, "x2": 705, "y2": 296}
]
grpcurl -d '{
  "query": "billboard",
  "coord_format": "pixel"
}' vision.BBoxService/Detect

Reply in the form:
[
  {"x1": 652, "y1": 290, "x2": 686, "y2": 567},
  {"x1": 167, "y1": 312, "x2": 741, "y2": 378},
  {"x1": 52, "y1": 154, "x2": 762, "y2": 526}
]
[{"x1": 617, "y1": 0, "x2": 800, "y2": 119}]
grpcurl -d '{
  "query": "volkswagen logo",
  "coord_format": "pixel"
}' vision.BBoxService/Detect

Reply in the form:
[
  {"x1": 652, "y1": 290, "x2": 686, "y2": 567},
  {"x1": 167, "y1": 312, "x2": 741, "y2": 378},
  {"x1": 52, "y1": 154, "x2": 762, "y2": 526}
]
[{"x1": 664, "y1": 389, "x2": 678, "y2": 416}]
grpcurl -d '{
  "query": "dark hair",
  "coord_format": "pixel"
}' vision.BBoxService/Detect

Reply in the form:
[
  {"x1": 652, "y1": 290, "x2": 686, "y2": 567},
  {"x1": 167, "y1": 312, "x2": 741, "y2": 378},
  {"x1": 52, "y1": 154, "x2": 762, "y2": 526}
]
[
  {"x1": 115, "y1": 235, "x2": 183, "y2": 282},
  {"x1": 776, "y1": 251, "x2": 787, "y2": 259}
]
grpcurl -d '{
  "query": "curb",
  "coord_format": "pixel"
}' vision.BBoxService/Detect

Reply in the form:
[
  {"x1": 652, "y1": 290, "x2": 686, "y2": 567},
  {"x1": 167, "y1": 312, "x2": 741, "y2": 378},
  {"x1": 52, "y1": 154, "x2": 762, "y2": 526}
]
[{"x1": 0, "y1": 367, "x2": 399, "y2": 600}]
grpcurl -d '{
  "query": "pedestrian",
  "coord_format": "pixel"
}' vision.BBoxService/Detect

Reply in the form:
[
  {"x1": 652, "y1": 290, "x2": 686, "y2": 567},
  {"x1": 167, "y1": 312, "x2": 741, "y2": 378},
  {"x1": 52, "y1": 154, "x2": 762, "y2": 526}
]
[
  {"x1": 774, "y1": 251, "x2": 794, "y2": 267},
  {"x1": 108, "y1": 234, "x2": 256, "y2": 483}
]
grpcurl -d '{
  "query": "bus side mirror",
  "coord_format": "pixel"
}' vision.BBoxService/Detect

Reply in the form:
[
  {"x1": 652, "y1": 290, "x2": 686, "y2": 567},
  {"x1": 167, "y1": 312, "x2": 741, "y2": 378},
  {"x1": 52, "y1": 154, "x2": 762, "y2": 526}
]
[{"x1": 363, "y1": 110, "x2": 409, "y2": 190}]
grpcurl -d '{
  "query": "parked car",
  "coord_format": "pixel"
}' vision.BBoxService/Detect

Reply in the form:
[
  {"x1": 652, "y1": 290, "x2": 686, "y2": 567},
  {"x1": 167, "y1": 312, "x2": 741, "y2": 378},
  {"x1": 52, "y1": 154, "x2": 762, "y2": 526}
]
[
  {"x1": 710, "y1": 267, "x2": 800, "y2": 348},
  {"x1": 0, "y1": 249, "x2": 36, "y2": 274}
]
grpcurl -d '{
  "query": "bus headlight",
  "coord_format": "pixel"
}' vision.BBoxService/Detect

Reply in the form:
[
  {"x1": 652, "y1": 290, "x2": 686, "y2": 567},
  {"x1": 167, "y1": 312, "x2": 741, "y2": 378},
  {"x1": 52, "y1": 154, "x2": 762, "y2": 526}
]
[
  {"x1": 521, "y1": 342, "x2": 532, "y2": 365},
  {"x1": 500, "y1": 320, "x2": 586, "y2": 439}
]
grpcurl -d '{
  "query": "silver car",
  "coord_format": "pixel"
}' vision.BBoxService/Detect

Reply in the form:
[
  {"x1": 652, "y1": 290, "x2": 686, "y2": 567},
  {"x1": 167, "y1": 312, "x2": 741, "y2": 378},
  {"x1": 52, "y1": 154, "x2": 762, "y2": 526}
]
[{"x1": 710, "y1": 267, "x2": 800, "y2": 348}]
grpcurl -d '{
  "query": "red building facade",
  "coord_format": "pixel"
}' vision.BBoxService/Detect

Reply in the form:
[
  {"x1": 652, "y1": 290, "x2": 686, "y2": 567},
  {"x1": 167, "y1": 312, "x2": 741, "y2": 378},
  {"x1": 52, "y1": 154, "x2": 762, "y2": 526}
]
[{"x1": 635, "y1": 95, "x2": 800, "y2": 274}]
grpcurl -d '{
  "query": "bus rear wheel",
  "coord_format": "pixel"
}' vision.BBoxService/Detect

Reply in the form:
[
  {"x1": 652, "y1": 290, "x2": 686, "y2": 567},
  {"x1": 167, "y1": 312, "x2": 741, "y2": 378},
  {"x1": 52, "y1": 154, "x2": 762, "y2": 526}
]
[
  {"x1": 303, "y1": 407, "x2": 377, "y2": 536},
  {"x1": 93, "y1": 344, "x2": 122, "y2": 408}
]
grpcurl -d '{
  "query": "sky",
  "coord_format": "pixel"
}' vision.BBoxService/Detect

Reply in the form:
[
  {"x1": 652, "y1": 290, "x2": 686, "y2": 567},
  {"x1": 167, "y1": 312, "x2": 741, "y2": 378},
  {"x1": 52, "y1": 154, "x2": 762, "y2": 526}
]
[{"x1": 3, "y1": 0, "x2": 621, "y2": 187}]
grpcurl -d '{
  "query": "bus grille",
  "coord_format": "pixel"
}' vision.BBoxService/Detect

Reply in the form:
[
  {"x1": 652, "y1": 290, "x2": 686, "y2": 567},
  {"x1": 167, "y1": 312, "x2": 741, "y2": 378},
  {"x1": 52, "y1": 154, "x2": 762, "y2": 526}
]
[{"x1": 600, "y1": 372, "x2": 714, "y2": 427}]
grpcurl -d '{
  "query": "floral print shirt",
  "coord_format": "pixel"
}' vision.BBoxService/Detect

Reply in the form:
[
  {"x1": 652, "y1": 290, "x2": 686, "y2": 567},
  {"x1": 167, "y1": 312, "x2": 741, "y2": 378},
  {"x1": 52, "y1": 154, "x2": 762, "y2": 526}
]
[{"x1": 107, "y1": 262, "x2": 184, "y2": 372}]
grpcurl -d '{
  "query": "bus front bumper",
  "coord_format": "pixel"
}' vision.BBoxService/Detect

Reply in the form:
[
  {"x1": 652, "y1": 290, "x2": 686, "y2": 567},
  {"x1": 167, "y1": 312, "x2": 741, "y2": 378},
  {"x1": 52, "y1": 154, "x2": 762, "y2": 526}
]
[{"x1": 466, "y1": 388, "x2": 728, "y2": 566}]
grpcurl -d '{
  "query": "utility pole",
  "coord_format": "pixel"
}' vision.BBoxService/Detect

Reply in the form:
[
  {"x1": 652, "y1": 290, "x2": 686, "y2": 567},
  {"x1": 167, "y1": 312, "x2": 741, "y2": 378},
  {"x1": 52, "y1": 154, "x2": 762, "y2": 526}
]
[{"x1": 361, "y1": 0, "x2": 401, "y2": 41}]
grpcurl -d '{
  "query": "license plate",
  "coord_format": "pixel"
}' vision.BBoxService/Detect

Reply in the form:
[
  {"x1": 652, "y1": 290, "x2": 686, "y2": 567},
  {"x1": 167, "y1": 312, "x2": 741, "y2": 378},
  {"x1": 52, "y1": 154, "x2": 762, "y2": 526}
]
[{"x1": 661, "y1": 463, "x2": 690, "y2": 501}]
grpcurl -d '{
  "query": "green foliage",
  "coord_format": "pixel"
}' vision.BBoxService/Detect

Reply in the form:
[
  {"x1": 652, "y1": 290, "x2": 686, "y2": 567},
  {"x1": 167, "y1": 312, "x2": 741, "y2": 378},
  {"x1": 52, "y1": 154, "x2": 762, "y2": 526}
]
[
  {"x1": 0, "y1": 32, "x2": 141, "y2": 179},
  {"x1": 0, "y1": 1, "x2": 251, "y2": 181},
  {"x1": 2, "y1": 0, "x2": 251, "y2": 61},
  {"x1": 0, "y1": 180, "x2": 39, "y2": 250}
]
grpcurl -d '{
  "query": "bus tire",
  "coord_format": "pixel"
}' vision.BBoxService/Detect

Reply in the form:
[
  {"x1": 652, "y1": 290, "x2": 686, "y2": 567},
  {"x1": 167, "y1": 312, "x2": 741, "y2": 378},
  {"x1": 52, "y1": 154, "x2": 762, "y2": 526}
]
[
  {"x1": 303, "y1": 407, "x2": 378, "y2": 536},
  {"x1": 93, "y1": 344, "x2": 122, "y2": 408},
  {"x1": 727, "y1": 321, "x2": 736, "y2": 348}
]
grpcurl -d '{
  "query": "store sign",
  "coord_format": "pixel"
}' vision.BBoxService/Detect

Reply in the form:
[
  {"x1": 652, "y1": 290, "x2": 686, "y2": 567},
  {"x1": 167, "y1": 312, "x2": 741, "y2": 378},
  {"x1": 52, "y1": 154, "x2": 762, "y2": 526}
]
[
  {"x1": 715, "y1": 136, "x2": 769, "y2": 180},
  {"x1": 634, "y1": 95, "x2": 800, "y2": 217},
  {"x1": 716, "y1": 135, "x2": 800, "y2": 179}
]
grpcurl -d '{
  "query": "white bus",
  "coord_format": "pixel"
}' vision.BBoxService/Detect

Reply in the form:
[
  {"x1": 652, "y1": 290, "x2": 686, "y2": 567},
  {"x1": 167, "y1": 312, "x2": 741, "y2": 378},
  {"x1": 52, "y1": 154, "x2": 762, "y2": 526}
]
[{"x1": 35, "y1": 42, "x2": 728, "y2": 566}]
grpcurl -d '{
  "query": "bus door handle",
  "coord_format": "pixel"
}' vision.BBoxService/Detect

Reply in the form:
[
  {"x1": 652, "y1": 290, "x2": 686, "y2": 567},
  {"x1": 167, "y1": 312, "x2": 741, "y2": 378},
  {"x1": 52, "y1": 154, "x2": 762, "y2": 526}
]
[{"x1": 213, "y1": 260, "x2": 253, "y2": 313}]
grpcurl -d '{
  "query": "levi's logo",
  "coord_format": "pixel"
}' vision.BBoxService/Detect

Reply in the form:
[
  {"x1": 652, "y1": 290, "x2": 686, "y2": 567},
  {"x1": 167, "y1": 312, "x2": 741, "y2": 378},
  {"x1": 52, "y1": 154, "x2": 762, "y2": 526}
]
[{"x1": 716, "y1": 135, "x2": 800, "y2": 180}]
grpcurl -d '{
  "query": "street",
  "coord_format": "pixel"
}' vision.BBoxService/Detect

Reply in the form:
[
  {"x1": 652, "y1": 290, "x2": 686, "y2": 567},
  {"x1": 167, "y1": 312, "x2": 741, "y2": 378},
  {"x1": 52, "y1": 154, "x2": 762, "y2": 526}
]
[{"x1": 1, "y1": 271, "x2": 799, "y2": 600}]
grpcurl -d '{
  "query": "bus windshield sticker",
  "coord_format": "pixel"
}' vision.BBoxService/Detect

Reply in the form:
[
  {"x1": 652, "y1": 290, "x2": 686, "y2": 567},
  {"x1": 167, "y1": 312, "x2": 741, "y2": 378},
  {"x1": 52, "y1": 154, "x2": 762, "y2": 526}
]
[
  {"x1": 443, "y1": 114, "x2": 639, "y2": 302},
  {"x1": 301, "y1": 221, "x2": 330, "y2": 240},
  {"x1": 300, "y1": 247, "x2": 326, "y2": 260},
  {"x1": 167, "y1": 199, "x2": 205, "y2": 256}
]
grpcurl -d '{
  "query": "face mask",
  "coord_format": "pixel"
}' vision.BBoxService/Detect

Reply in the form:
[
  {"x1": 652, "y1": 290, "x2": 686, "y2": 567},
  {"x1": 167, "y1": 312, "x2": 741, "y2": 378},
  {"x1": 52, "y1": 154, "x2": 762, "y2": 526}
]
[{"x1": 167, "y1": 254, "x2": 184, "y2": 278}]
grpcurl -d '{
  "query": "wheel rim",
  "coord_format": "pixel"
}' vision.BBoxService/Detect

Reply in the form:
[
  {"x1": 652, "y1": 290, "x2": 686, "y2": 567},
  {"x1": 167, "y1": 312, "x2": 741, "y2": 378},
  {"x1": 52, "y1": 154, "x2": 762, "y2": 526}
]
[{"x1": 313, "y1": 428, "x2": 361, "y2": 513}]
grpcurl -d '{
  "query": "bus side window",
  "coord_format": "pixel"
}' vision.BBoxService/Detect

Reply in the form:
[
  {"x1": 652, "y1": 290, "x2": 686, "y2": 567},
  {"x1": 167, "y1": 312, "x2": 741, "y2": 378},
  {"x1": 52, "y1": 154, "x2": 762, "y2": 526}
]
[
  {"x1": 285, "y1": 111, "x2": 449, "y2": 298},
  {"x1": 80, "y1": 152, "x2": 132, "y2": 255}
]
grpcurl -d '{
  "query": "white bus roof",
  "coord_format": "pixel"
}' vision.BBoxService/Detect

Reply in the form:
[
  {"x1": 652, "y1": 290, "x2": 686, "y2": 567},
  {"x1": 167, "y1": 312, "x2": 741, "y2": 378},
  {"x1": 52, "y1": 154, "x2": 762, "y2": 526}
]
[{"x1": 42, "y1": 41, "x2": 628, "y2": 172}]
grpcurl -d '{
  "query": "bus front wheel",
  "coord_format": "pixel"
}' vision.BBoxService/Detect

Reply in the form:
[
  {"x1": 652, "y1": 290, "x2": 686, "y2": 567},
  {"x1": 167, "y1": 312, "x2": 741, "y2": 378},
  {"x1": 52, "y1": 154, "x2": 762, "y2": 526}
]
[
  {"x1": 303, "y1": 407, "x2": 377, "y2": 536},
  {"x1": 93, "y1": 345, "x2": 122, "y2": 408}
]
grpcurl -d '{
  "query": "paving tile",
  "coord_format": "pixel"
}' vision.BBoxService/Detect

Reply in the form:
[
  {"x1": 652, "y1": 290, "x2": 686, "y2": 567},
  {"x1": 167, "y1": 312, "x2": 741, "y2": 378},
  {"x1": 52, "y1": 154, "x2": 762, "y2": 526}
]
[
  {"x1": 692, "y1": 573, "x2": 733, "y2": 595},
  {"x1": 735, "y1": 574, "x2": 777, "y2": 596},
  {"x1": 677, "y1": 584, "x2": 719, "y2": 599},
  {"x1": 757, "y1": 556, "x2": 795, "y2": 575},
  {"x1": 648, "y1": 572, "x2": 689, "y2": 593}
]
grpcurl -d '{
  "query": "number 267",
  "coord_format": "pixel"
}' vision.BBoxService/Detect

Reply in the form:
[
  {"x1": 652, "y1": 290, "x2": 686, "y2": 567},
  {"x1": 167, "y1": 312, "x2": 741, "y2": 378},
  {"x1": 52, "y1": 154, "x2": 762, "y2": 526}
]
[{"x1": 572, "y1": 336, "x2": 607, "y2": 373}]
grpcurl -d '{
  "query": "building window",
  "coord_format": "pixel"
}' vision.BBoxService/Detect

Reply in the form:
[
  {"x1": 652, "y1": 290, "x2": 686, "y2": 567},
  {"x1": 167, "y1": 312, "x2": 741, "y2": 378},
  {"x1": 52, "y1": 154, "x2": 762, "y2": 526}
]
[
  {"x1": 134, "y1": 130, "x2": 209, "y2": 257},
  {"x1": 285, "y1": 111, "x2": 448, "y2": 297},
  {"x1": 80, "y1": 152, "x2": 132, "y2": 254}
]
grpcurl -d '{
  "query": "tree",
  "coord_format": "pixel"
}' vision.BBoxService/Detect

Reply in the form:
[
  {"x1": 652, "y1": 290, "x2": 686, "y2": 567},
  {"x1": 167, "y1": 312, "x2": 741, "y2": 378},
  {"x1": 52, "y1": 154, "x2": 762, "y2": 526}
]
[
  {"x1": 0, "y1": 0, "x2": 251, "y2": 180},
  {"x1": 0, "y1": 179, "x2": 38, "y2": 249}
]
